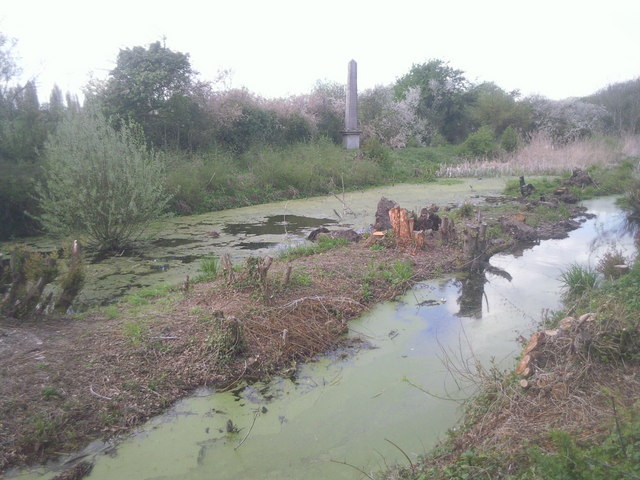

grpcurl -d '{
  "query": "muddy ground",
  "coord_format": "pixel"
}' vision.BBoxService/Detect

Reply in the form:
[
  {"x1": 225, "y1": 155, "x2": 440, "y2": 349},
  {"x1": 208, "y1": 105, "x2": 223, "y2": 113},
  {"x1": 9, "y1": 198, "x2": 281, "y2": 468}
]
[{"x1": 0, "y1": 196, "x2": 590, "y2": 475}]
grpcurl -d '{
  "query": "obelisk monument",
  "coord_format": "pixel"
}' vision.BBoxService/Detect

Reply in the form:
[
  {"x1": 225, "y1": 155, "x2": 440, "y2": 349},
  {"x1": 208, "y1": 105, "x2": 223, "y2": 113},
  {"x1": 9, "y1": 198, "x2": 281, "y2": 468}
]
[{"x1": 342, "y1": 59, "x2": 361, "y2": 149}]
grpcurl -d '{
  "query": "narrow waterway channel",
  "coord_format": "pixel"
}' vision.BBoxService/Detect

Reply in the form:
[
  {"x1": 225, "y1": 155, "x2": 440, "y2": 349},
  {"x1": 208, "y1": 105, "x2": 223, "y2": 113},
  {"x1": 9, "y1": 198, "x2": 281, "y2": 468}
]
[{"x1": 10, "y1": 197, "x2": 636, "y2": 480}]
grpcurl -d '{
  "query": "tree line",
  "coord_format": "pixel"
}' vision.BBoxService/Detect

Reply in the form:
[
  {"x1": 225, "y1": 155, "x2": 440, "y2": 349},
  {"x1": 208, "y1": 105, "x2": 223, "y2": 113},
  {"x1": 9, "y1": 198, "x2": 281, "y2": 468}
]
[{"x1": 1, "y1": 34, "x2": 639, "y2": 243}]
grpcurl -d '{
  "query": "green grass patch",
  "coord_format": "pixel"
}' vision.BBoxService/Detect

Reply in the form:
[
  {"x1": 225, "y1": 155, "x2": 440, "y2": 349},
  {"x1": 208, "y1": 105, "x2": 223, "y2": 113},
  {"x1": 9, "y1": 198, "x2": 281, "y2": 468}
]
[
  {"x1": 279, "y1": 236, "x2": 349, "y2": 260},
  {"x1": 125, "y1": 283, "x2": 174, "y2": 306},
  {"x1": 41, "y1": 386, "x2": 62, "y2": 400},
  {"x1": 101, "y1": 305, "x2": 120, "y2": 319},
  {"x1": 383, "y1": 260, "x2": 415, "y2": 289},
  {"x1": 122, "y1": 320, "x2": 147, "y2": 345},
  {"x1": 528, "y1": 203, "x2": 571, "y2": 226},
  {"x1": 503, "y1": 176, "x2": 561, "y2": 198}
]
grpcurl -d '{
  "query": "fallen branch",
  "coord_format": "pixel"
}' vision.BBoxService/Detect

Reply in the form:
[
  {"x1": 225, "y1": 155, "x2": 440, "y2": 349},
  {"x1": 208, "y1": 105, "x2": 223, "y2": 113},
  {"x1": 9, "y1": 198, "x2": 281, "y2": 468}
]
[
  {"x1": 234, "y1": 409, "x2": 260, "y2": 450},
  {"x1": 275, "y1": 296, "x2": 362, "y2": 311},
  {"x1": 330, "y1": 459, "x2": 375, "y2": 480},
  {"x1": 89, "y1": 385, "x2": 112, "y2": 401},
  {"x1": 385, "y1": 437, "x2": 414, "y2": 470}
]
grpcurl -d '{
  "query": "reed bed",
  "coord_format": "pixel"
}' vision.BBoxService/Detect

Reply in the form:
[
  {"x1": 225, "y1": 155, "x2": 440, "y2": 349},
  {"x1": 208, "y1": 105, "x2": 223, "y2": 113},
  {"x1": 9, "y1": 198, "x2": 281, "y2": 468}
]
[{"x1": 438, "y1": 134, "x2": 640, "y2": 178}]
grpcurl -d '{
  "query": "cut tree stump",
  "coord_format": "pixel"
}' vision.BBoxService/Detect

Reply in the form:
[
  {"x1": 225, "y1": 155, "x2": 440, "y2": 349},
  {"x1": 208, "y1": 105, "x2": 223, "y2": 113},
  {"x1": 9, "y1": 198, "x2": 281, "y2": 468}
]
[
  {"x1": 388, "y1": 206, "x2": 425, "y2": 249},
  {"x1": 221, "y1": 253, "x2": 235, "y2": 285},
  {"x1": 389, "y1": 206, "x2": 413, "y2": 241},
  {"x1": 440, "y1": 216, "x2": 456, "y2": 243},
  {"x1": 516, "y1": 354, "x2": 533, "y2": 375}
]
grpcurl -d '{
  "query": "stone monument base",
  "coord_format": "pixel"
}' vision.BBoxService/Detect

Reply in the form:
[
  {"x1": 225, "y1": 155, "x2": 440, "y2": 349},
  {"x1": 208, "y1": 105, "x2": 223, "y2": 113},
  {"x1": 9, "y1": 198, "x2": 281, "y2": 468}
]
[{"x1": 342, "y1": 131, "x2": 361, "y2": 150}]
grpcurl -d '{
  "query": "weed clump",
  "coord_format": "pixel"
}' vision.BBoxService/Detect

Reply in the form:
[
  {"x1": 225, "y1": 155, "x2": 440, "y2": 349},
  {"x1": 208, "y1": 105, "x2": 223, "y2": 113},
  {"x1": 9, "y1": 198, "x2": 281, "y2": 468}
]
[
  {"x1": 196, "y1": 255, "x2": 220, "y2": 282},
  {"x1": 206, "y1": 315, "x2": 245, "y2": 364},
  {"x1": 560, "y1": 263, "x2": 599, "y2": 299},
  {"x1": 597, "y1": 247, "x2": 629, "y2": 281}
]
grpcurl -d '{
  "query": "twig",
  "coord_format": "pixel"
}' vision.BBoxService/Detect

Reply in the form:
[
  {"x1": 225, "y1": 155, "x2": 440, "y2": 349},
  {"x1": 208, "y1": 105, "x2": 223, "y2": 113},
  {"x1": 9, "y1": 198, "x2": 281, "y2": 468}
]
[
  {"x1": 610, "y1": 395, "x2": 627, "y2": 457},
  {"x1": 219, "y1": 360, "x2": 248, "y2": 392},
  {"x1": 403, "y1": 377, "x2": 464, "y2": 402},
  {"x1": 332, "y1": 192, "x2": 355, "y2": 216},
  {"x1": 143, "y1": 386, "x2": 166, "y2": 400},
  {"x1": 234, "y1": 409, "x2": 260, "y2": 450},
  {"x1": 275, "y1": 296, "x2": 361, "y2": 311},
  {"x1": 89, "y1": 385, "x2": 112, "y2": 401},
  {"x1": 385, "y1": 438, "x2": 414, "y2": 470},
  {"x1": 329, "y1": 459, "x2": 375, "y2": 480}
]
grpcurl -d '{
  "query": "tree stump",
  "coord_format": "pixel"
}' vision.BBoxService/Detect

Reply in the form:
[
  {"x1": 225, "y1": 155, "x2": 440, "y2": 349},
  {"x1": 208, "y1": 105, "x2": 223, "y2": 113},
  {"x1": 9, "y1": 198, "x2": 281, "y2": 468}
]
[
  {"x1": 258, "y1": 255, "x2": 273, "y2": 293},
  {"x1": 440, "y1": 216, "x2": 456, "y2": 244},
  {"x1": 389, "y1": 206, "x2": 413, "y2": 242},
  {"x1": 221, "y1": 253, "x2": 235, "y2": 285},
  {"x1": 283, "y1": 264, "x2": 293, "y2": 285},
  {"x1": 463, "y1": 223, "x2": 487, "y2": 268}
]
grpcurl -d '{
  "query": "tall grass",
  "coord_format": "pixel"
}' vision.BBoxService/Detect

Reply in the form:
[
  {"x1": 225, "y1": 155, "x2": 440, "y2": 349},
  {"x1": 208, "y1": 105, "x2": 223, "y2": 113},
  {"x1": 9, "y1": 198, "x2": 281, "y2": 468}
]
[
  {"x1": 560, "y1": 263, "x2": 599, "y2": 299},
  {"x1": 438, "y1": 134, "x2": 638, "y2": 178},
  {"x1": 195, "y1": 255, "x2": 220, "y2": 282},
  {"x1": 166, "y1": 139, "x2": 387, "y2": 214}
]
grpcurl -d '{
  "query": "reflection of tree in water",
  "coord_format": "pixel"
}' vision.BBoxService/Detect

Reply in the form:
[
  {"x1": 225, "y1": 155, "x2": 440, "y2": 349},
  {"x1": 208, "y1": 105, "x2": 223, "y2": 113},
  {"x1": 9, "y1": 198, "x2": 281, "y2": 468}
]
[
  {"x1": 456, "y1": 265, "x2": 513, "y2": 319},
  {"x1": 623, "y1": 214, "x2": 640, "y2": 247},
  {"x1": 455, "y1": 270, "x2": 487, "y2": 319}
]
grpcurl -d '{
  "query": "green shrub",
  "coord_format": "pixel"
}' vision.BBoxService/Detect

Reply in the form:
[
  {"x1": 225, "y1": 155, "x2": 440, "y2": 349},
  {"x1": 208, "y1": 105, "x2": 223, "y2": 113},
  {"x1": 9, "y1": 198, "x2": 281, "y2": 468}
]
[
  {"x1": 622, "y1": 176, "x2": 640, "y2": 219},
  {"x1": 205, "y1": 316, "x2": 244, "y2": 364},
  {"x1": 36, "y1": 107, "x2": 172, "y2": 252},
  {"x1": 459, "y1": 126, "x2": 498, "y2": 158},
  {"x1": 457, "y1": 203, "x2": 475, "y2": 219},
  {"x1": 499, "y1": 125, "x2": 519, "y2": 152},
  {"x1": 0, "y1": 245, "x2": 59, "y2": 318},
  {"x1": 54, "y1": 242, "x2": 85, "y2": 313},
  {"x1": 166, "y1": 152, "x2": 236, "y2": 214},
  {"x1": 362, "y1": 136, "x2": 393, "y2": 171}
]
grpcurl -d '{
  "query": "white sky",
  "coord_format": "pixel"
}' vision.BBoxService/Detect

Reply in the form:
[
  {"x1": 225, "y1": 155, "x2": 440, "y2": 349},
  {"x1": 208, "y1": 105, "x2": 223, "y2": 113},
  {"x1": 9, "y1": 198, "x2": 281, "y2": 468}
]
[{"x1": 1, "y1": 0, "x2": 640, "y2": 104}]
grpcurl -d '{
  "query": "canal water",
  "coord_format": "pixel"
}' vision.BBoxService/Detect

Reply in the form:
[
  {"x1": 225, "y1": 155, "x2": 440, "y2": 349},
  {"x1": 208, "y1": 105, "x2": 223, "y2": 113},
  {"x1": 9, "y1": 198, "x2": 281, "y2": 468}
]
[
  {"x1": 10, "y1": 196, "x2": 636, "y2": 480},
  {"x1": 0, "y1": 179, "x2": 505, "y2": 310}
]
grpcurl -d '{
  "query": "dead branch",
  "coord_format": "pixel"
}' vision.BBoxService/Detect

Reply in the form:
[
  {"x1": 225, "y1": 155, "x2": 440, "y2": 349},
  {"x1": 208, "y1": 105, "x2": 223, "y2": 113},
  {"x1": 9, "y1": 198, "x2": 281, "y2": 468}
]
[
  {"x1": 234, "y1": 409, "x2": 261, "y2": 450},
  {"x1": 89, "y1": 385, "x2": 112, "y2": 401},
  {"x1": 275, "y1": 296, "x2": 362, "y2": 311}
]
